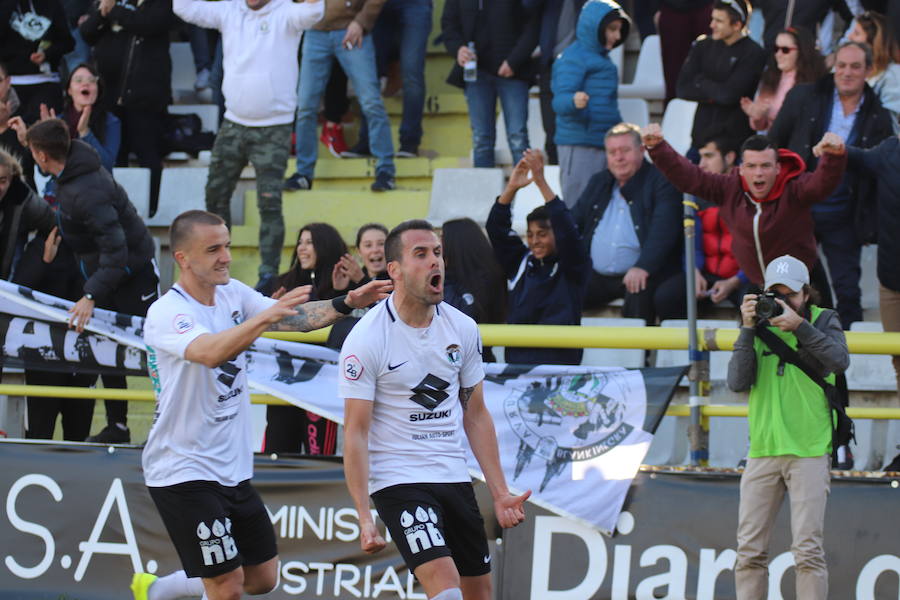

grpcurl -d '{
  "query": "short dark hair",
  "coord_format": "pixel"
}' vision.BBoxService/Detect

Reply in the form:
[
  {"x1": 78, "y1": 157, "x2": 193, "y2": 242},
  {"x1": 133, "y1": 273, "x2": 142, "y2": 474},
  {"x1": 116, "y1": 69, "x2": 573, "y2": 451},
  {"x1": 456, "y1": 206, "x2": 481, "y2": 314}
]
[
  {"x1": 385, "y1": 219, "x2": 435, "y2": 264},
  {"x1": 700, "y1": 135, "x2": 739, "y2": 160},
  {"x1": 170, "y1": 210, "x2": 226, "y2": 252},
  {"x1": 25, "y1": 119, "x2": 70, "y2": 162},
  {"x1": 355, "y1": 222, "x2": 389, "y2": 248},
  {"x1": 740, "y1": 134, "x2": 778, "y2": 157},
  {"x1": 526, "y1": 205, "x2": 551, "y2": 226},
  {"x1": 836, "y1": 40, "x2": 874, "y2": 69},
  {"x1": 713, "y1": 0, "x2": 748, "y2": 24}
]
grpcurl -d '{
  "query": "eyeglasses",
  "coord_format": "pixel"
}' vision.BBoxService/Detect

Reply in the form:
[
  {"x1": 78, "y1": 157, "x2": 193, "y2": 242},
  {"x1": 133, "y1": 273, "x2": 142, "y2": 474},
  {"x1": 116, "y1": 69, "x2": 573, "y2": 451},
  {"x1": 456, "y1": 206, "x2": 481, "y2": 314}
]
[
  {"x1": 774, "y1": 46, "x2": 798, "y2": 54},
  {"x1": 71, "y1": 76, "x2": 98, "y2": 84}
]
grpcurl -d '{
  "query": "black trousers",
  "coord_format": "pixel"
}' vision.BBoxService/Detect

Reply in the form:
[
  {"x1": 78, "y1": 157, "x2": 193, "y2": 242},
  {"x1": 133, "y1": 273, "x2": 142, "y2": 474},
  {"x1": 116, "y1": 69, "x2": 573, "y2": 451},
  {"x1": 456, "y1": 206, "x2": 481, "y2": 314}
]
[
  {"x1": 95, "y1": 260, "x2": 160, "y2": 426},
  {"x1": 117, "y1": 107, "x2": 166, "y2": 216},
  {"x1": 25, "y1": 370, "x2": 96, "y2": 441},
  {"x1": 585, "y1": 269, "x2": 685, "y2": 324},
  {"x1": 538, "y1": 59, "x2": 558, "y2": 165}
]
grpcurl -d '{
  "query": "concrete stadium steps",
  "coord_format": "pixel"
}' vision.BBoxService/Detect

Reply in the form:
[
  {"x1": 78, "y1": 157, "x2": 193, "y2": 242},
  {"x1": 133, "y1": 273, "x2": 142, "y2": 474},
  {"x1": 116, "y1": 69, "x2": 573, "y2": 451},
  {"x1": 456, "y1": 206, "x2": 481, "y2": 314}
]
[{"x1": 281, "y1": 156, "x2": 468, "y2": 188}]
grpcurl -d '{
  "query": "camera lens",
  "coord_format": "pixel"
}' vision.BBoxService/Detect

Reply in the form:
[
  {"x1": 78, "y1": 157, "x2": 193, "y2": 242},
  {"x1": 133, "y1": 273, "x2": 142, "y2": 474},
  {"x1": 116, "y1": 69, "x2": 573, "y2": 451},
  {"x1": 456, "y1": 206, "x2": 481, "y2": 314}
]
[{"x1": 756, "y1": 294, "x2": 784, "y2": 320}]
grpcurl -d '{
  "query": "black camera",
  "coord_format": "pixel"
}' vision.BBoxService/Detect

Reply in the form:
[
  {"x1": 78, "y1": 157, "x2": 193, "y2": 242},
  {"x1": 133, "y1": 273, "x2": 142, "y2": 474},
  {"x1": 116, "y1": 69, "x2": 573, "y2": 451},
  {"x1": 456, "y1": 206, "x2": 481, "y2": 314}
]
[{"x1": 756, "y1": 291, "x2": 786, "y2": 320}]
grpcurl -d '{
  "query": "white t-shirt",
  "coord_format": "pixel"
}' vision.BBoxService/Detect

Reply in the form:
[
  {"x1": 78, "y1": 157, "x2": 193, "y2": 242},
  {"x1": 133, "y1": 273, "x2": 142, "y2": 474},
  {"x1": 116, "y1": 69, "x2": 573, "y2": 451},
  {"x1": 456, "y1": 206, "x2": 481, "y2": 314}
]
[
  {"x1": 339, "y1": 295, "x2": 485, "y2": 494},
  {"x1": 142, "y1": 280, "x2": 276, "y2": 487}
]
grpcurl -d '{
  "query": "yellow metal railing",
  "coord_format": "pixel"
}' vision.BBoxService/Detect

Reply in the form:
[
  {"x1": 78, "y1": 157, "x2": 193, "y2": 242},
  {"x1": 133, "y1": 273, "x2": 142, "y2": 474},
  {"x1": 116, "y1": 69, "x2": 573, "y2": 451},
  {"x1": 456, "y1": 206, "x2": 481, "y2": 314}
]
[
  {"x1": 3, "y1": 325, "x2": 899, "y2": 418},
  {"x1": 264, "y1": 325, "x2": 900, "y2": 354}
]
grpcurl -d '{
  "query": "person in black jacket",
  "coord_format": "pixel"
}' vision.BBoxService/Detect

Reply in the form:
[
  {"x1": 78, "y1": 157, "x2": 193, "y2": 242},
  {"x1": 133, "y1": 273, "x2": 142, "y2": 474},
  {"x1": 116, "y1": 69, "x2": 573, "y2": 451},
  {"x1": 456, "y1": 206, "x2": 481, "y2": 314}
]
[
  {"x1": 0, "y1": 0, "x2": 74, "y2": 123},
  {"x1": 841, "y1": 133, "x2": 900, "y2": 393},
  {"x1": 571, "y1": 122, "x2": 683, "y2": 324},
  {"x1": 676, "y1": 0, "x2": 766, "y2": 153},
  {"x1": 769, "y1": 41, "x2": 894, "y2": 328},
  {"x1": 0, "y1": 146, "x2": 54, "y2": 279},
  {"x1": 80, "y1": 0, "x2": 173, "y2": 215},
  {"x1": 486, "y1": 149, "x2": 590, "y2": 365},
  {"x1": 442, "y1": 0, "x2": 540, "y2": 167},
  {"x1": 25, "y1": 118, "x2": 159, "y2": 444}
]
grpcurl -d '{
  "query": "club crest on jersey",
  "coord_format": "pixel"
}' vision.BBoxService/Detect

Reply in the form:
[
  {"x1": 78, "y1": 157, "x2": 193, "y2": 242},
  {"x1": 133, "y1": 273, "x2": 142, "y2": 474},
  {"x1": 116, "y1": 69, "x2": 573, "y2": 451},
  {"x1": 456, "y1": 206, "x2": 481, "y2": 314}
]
[
  {"x1": 505, "y1": 373, "x2": 631, "y2": 492},
  {"x1": 445, "y1": 344, "x2": 461, "y2": 364},
  {"x1": 343, "y1": 354, "x2": 363, "y2": 381},
  {"x1": 173, "y1": 314, "x2": 194, "y2": 334},
  {"x1": 231, "y1": 310, "x2": 242, "y2": 325}
]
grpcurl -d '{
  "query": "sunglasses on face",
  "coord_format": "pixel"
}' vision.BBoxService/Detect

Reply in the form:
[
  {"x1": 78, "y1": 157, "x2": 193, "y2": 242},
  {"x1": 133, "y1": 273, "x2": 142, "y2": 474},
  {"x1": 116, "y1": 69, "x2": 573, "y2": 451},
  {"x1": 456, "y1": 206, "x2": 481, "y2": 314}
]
[{"x1": 774, "y1": 46, "x2": 798, "y2": 54}]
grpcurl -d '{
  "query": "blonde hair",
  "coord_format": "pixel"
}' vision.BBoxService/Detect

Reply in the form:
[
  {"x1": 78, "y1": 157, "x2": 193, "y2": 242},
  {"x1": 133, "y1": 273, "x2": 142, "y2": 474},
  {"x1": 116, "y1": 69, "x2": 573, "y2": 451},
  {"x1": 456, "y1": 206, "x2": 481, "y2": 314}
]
[{"x1": 0, "y1": 146, "x2": 23, "y2": 178}]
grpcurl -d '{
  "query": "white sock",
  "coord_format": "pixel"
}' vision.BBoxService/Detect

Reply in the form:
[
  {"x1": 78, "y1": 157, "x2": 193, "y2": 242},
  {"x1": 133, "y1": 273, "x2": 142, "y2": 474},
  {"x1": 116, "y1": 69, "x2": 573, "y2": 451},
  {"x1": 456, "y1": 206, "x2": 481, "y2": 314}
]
[
  {"x1": 430, "y1": 588, "x2": 463, "y2": 600},
  {"x1": 148, "y1": 570, "x2": 206, "y2": 600}
]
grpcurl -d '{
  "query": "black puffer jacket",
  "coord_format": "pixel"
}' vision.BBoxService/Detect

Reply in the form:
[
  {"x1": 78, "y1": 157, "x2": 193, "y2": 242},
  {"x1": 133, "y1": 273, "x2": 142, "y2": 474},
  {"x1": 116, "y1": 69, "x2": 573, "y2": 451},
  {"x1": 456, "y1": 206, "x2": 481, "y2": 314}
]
[
  {"x1": 0, "y1": 177, "x2": 55, "y2": 279},
  {"x1": 54, "y1": 140, "x2": 155, "y2": 301},
  {"x1": 80, "y1": 0, "x2": 173, "y2": 111},
  {"x1": 768, "y1": 76, "x2": 894, "y2": 243}
]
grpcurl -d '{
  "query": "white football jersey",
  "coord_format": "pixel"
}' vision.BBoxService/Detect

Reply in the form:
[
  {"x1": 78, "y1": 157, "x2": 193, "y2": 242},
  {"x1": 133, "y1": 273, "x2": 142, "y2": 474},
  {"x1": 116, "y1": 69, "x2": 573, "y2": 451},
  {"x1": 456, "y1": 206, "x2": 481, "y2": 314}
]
[
  {"x1": 142, "y1": 280, "x2": 276, "y2": 487},
  {"x1": 339, "y1": 295, "x2": 485, "y2": 494}
]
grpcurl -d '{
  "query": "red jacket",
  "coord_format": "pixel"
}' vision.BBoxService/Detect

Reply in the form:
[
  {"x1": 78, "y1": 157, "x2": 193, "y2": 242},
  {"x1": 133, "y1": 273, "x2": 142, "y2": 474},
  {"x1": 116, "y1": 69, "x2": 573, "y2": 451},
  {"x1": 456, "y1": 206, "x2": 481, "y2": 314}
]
[
  {"x1": 699, "y1": 207, "x2": 740, "y2": 279},
  {"x1": 648, "y1": 141, "x2": 847, "y2": 285}
]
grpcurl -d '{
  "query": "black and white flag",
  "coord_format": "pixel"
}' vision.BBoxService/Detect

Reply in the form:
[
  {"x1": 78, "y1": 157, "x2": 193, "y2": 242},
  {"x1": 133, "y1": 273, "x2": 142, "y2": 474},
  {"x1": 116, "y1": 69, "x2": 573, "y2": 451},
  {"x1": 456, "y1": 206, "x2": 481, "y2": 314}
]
[{"x1": 0, "y1": 281, "x2": 684, "y2": 534}]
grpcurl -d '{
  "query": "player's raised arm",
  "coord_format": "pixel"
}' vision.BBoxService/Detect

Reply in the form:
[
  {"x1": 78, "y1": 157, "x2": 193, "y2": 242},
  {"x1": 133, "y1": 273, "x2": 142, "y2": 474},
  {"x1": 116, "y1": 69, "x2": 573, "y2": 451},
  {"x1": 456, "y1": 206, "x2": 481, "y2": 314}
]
[{"x1": 268, "y1": 279, "x2": 392, "y2": 332}]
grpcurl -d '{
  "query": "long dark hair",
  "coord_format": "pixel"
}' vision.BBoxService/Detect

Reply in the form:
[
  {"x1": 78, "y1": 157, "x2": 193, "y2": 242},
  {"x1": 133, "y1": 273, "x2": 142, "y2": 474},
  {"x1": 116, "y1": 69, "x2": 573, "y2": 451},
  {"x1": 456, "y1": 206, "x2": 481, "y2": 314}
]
[
  {"x1": 758, "y1": 27, "x2": 825, "y2": 95},
  {"x1": 855, "y1": 11, "x2": 900, "y2": 75},
  {"x1": 63, "y1": 63, "x2": 109, "y2": 143},
  {"x1": 278, "y1": 222, "x2": 347, "y2": 300},
  {"x1": 441, "y1": 218, "x2": 507, "y2": 324}
]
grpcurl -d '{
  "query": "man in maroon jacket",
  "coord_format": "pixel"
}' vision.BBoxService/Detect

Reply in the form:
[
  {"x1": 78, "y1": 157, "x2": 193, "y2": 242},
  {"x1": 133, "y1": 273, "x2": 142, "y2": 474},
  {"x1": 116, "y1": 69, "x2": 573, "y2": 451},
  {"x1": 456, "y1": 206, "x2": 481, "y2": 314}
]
[{"x1": 640, "y1": 123, "x2": 847, "y2": 287}]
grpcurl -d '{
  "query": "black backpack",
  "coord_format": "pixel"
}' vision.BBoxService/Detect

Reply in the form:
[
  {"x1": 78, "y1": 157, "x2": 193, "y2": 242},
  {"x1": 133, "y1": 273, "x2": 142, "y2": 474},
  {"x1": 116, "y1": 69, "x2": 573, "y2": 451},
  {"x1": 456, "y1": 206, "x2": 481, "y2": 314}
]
[{"x1": 163, "y1": 113, "x2": 216, "y2": 157}]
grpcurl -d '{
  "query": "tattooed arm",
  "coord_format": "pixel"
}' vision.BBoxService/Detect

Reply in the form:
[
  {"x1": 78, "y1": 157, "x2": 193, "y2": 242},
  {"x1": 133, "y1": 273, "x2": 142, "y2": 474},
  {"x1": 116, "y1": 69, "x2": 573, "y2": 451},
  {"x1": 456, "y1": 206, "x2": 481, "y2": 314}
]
[
  {"x1": 459, "y1": 385, "x2": 475, "y2": 411},
  {"x1": 268, "y1": 279, "x2": 393, "y2": 332}
]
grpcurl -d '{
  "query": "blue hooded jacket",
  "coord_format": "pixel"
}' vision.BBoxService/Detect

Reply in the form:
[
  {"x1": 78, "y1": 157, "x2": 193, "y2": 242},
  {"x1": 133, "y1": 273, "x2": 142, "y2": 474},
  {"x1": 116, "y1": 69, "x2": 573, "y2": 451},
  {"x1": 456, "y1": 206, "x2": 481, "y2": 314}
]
[{"x1": 551, "y1": 0, "x2": 629, "y2": 148}]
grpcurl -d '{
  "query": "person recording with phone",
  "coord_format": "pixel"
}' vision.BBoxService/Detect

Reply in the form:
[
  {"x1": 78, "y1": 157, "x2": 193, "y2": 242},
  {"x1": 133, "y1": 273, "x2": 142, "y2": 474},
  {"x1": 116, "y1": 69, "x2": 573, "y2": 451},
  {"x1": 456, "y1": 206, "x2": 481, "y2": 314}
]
[{"x1": 726, "y1": 254, "x2": 849, "y2": 600}]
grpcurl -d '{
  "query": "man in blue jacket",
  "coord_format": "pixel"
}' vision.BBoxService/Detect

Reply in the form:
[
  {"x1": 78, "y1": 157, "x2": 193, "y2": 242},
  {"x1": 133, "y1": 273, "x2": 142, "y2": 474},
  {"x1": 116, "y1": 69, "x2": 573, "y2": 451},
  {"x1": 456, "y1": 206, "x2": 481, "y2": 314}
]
[
  {"x1": 486, "y1": 149, "x2": 590, "y2": 366},
  {"x1": 571, "y1": 122, "x2": 683, "y2": 324}
]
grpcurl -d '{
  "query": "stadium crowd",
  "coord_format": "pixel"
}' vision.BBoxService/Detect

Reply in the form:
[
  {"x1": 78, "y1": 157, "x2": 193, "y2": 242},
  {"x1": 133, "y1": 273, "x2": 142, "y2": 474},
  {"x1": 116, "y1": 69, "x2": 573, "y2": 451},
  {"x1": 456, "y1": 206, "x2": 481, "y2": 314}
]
[{"x1": 0, "y1": 0, "x2": 899, "y2": 464}]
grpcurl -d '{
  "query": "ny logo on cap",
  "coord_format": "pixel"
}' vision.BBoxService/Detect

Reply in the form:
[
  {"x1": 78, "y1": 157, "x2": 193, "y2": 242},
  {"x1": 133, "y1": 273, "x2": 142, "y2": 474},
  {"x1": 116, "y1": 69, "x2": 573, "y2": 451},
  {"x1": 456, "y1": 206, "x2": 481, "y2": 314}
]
[{"x1": 775, "y1": 262, "x2": 789, "y2": 274}]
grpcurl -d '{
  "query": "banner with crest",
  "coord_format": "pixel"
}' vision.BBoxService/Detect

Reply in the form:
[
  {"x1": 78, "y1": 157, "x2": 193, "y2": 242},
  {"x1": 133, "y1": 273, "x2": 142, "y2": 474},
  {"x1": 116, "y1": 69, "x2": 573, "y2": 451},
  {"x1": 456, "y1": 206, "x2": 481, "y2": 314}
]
[{"x1": 0, "y1": 280, "x2": 685, "y2": 534}]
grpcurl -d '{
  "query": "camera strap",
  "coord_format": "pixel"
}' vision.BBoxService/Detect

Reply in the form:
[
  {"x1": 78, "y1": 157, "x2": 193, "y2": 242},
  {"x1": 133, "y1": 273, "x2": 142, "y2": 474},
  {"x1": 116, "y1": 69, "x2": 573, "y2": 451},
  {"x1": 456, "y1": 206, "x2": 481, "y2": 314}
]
[{"x1": 754, "y1": 324, "x2": 851, "y2": 430}]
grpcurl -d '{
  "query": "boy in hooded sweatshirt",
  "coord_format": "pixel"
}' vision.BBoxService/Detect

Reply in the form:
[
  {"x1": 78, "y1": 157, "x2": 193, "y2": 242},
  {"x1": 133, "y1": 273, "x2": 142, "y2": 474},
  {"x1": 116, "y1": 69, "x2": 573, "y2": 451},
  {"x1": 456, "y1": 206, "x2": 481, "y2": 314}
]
[
  {"x1": 551, "y1": 0, "x2": 630, "y2": 208},
  {"x1": 641, "y1": 124, "x2": 847, "y2": 288}
]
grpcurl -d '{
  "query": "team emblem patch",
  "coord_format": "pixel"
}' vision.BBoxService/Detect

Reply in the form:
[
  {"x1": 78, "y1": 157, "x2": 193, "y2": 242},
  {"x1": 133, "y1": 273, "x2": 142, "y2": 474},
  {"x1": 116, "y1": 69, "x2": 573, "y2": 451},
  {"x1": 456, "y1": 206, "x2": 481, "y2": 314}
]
[
  {"x1": 173, "y1": 314, "x2": 194, "y2": 334},
  {"x1": 506, "y1": 373, "x2": 631, "y2": 491},
  {"x1": 445, "y1": 344, "x2": 461, "y2": 364},
  {"x1": 343, "y1": 354, "x2": 363, "y2": 381}
]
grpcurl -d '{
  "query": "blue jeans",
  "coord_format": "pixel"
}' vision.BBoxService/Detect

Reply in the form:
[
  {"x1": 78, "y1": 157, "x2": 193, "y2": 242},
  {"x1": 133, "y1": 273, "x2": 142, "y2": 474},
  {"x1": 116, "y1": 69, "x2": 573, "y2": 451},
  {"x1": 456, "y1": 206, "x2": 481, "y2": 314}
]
[
  {"x1": 295, "y1": 30, "x2": 395, "y2": 177},
  {"x1": 464, "y1": 73, "x2": 529, "y2": 167},
  {"x1": 356, "y1": 0, "x2": 431, "y2": 150}
]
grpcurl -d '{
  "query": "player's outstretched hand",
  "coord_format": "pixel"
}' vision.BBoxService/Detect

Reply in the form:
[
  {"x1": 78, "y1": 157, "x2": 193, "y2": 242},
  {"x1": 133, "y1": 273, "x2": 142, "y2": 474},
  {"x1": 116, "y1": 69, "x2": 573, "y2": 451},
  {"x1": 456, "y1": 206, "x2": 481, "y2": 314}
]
[
  {"x1": 495, "y1": 490, "x2": 532, "y2": 528},
  {"x1": 641, "y1": 123, "x2": 663, "y2": 149},
  {"x1": 347, "y1": 278, "x2": 392, "y2": 309},
  {"x1": 813, "y1": 131, "x2": 845, "y2": 157},
  {"x1": 359, "y1": 521, "x2": 387, "y2": 554}
]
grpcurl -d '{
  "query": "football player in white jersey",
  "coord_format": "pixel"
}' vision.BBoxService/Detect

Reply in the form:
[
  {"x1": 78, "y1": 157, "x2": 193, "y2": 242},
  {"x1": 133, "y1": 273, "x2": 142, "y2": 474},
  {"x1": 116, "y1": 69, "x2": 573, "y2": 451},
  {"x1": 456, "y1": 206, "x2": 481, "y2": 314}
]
[
  {"x1": 133, "y1": 210, "x2": 390, "y2": 600},
  {"x1": 341, "y1": 220, "x2": 531, "y2": 600}
]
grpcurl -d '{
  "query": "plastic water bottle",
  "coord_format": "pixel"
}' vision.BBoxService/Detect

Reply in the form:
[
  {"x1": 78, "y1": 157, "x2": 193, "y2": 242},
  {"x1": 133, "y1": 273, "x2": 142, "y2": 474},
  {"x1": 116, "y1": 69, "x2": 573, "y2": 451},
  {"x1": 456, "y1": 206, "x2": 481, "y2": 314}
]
[{"x1": 464, "y1": 42, "x2": 477, "y2": 83}]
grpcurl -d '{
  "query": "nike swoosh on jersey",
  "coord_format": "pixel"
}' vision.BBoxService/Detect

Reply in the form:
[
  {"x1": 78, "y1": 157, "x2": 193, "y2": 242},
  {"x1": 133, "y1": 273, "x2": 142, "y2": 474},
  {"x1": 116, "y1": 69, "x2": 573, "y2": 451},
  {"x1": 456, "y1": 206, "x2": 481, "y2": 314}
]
[
  {"x1": 141, "y1": 292, "x2": 157, "y2": 302},
  {"x1": 387, "y1": 361, "x2": 408, "y2": 371}
]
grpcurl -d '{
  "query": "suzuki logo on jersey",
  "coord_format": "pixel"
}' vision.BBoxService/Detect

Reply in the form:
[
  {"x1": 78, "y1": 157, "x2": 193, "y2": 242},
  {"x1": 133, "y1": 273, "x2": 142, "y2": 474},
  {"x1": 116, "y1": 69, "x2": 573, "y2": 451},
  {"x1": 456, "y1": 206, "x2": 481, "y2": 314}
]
[
  {"x1": 409, "y1": 374, "x2": 450, "y2": 410},
  {"x1": 400, "y1": 506, "x2": 445, "y2": 554},
  {"x1": 216, "y1": 360, "x2": 241, "y2": 389},
  {"x1": 196, "y1": 518, "x2": 237, "y2": 566},
  {"x1": 410, "y1": 409, "x2": 451, "y2": 422}
]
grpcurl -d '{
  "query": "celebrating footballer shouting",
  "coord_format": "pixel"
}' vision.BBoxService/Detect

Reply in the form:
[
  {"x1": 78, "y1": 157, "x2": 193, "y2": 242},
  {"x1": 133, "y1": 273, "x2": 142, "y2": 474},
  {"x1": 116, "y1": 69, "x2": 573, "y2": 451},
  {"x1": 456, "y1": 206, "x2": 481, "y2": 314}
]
[
  {"x1": 340, "y1": 220, "x2": 532, "y2": 600},
  {"x1": 133, "y1": 210, "x2": 391, "y2": 600}
]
